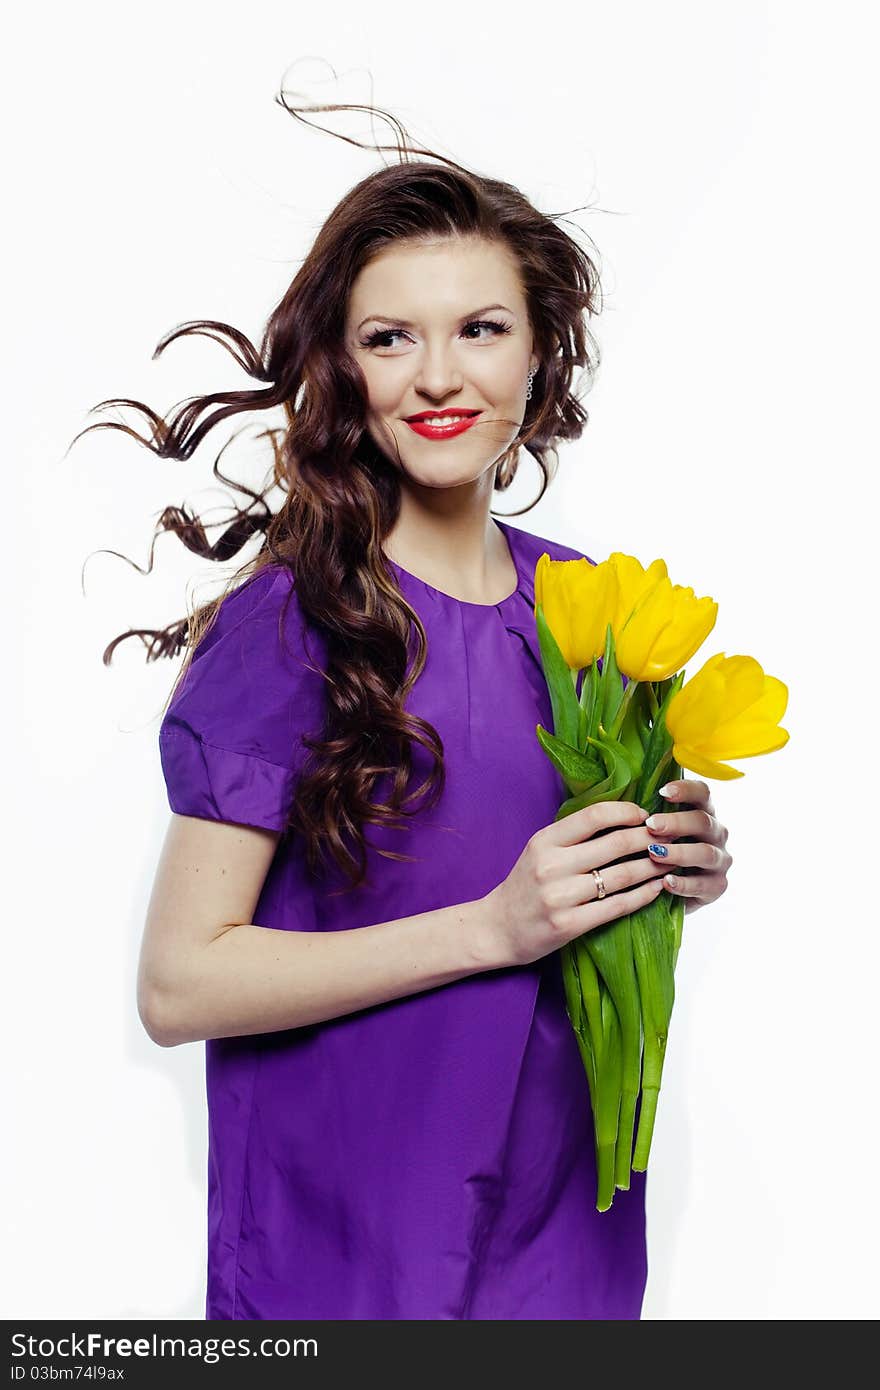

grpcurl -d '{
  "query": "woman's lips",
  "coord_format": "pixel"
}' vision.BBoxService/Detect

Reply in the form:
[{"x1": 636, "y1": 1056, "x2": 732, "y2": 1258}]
[{"x1": 405, "y1": 414, "x2": 482, "y2": 440}]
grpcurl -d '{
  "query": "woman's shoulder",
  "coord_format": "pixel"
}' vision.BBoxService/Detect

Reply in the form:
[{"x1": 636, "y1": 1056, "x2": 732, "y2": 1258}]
[
  {"x1": 189, "y1": 561, "x2": 297, "y2": 653},
  {"x1": 158, "y1": 559, "x2": 329, "y2": 830},
  {"x1": 161, "y1": 560, "x2": 323, "y2": 772}
]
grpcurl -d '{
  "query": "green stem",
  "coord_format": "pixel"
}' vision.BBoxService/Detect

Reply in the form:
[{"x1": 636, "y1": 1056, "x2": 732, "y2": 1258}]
[
  {"x1": 630, "y1": 894, "x2": 676, "y2": 1173},
  {"x1": 565, "y1": 941, "x2": 616, "y2": 1209},
  {"x1": 596, "y1": 1143, "x2": 616, "y2": 1212},
  {"x1": 632, "y1": 1034, "x2": 665, "y2": 1170},
  {"x1": 632, "y1": 1087, "x2": 660, "y2": 1172},
  {"x1": 585, "y1": 917, "x2": 642, "y2": 1198},
  {"x1": 615, "y1": 1088, "x2": 638, "y2": 1190},
  {"x1": 644, "y1": 680, "x2": 660, "y2": 722},
  {"x1": 560, "y1": 943, "x2": 584, "y2": 1032},
  {"x1": 591, "y1": 982, "x2": 623, "y2": 1212},
  {"x1": 573, "y1": 938, "x2": 602, "y2": 1063},
  {"x1": 671, "y1": 893, "x2": 686, "y2": 971},
  {"x1": 560, "y1": 945, "x2": 598, "y2": 1102}
]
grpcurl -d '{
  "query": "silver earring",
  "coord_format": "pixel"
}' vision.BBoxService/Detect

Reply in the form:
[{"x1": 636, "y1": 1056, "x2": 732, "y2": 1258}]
[{"x1": 525, "y1": 367, "x2": 536, "y2": 401}]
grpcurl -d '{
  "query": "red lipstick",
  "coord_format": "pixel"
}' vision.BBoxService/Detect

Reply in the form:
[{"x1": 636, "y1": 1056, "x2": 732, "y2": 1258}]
[{"x1": 404, "y1": 410, "x2": 482, "y2": 440}]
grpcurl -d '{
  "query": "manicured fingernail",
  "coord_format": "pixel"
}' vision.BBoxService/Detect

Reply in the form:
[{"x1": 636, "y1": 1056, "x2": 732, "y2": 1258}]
[
  {"x1": 665, "y1": 874, "x2": 678, "y2": 887},
  {"x1": 648, "y1": 843, "x2": 669, "y2": 857},
  {"x1": 659, "y1": 783, "x2": 676, "y2": 797}
]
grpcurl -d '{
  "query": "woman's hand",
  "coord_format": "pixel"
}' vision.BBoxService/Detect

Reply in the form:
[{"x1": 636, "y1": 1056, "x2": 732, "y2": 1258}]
[
  {"x1": 644, "y1": 779, "x2": 732, "y2": 916},
  {"x1": 481, "y1": 801, "x2": 669, "y2": 970}
]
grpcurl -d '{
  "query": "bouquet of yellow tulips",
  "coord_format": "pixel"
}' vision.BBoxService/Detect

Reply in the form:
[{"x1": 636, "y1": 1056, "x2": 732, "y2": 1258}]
[{"x1": 532, "y1": 551, "x2": 789, "y2": 1211}]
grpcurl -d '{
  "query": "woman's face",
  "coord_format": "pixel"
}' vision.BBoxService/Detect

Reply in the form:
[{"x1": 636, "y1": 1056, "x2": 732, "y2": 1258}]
[{"x1": 345, "y1": 236, "x2": 538, "y2": 491}]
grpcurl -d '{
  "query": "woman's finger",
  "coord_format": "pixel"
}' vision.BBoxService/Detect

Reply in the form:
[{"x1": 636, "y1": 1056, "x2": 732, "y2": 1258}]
[
  {"x1": 644, "y1": 808, "x2": 720, "y2": 842},
  {"x1": 647, "y1": 840, "x2": 728, "y2": 872}
]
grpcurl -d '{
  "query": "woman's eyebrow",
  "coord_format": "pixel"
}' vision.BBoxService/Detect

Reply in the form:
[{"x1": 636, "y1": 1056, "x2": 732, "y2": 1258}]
[{"x1": 356, "y1": 303, "x2": 515, "y2": 332}]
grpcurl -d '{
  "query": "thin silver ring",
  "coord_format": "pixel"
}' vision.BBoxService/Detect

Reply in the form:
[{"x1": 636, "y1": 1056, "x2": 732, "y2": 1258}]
[{"x1": 592, "y1": 868, "x2": 607, "y2": 900}]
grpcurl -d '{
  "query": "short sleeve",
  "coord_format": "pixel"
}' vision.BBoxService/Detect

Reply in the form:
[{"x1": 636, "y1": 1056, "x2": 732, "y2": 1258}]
[{"x1": 158, "y1": 565, "x2": 325, "y2": 832}]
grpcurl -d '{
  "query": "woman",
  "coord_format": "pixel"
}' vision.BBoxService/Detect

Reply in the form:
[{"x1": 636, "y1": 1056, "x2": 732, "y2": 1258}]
[{"x1": 93, "y1": 97, "x2": 731, "y2": 1320}]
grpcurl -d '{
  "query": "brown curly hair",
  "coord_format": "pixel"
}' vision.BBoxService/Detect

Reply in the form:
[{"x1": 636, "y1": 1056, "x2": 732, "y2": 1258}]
[{"x1": 75, "y1": 84, "x2": 604, "y2": 892}]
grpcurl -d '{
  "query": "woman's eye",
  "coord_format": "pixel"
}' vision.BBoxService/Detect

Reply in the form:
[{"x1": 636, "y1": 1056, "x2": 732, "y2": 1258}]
[
  {"x1": 363, "y1": 329, "x2": 406, "y2": 348},
  {"x1": 362, "y1": 319, "x2": 512, "y2": 350},
  {"x1": 461, "y1": 319, "x2": 512, "y2": 341}
]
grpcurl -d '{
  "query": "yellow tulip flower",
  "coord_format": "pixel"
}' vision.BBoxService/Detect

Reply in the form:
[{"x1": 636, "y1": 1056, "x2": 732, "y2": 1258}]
[
  {"x1": 534, "y1": 553, "x2": 619, "y2": 670},
  {"x1": 665, "y1": 652, "x2": 790, "y2": 780},
  {"x1": 606, "y1": 553, "x2": 719, "y2": 683},
  {"x1": 534, "y1": 551, "x2": 718, "y2": 682}
]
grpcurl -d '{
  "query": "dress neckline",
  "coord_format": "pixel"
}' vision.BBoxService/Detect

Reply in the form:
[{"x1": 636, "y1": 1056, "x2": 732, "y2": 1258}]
[{"x1": 384, "y1": 518, "x2": 528, "y2": 613}]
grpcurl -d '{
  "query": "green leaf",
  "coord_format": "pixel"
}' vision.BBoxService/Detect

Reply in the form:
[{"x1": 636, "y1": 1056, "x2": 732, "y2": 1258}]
[
  {"x1": 536, "y1": 724, "x2": 604, "y2": 793},
  {"x1": 555, "y1": 785, "x2": 613, "y2": 819},
  {"x1": 534, "y1": 602, "x2": 580, "y2": 746},
  {"x1": 599, "y1": 622, "x2": 625, "y2": 735},
  {"x1": 617, "y1": 684, "x2": 648, "y2": 775},
  {"x1": 584, "y1": 728, "x2": 642, "y2": 797},
  {"x1": 552, "y1": 725, "x2": 642, "y2": 818}
]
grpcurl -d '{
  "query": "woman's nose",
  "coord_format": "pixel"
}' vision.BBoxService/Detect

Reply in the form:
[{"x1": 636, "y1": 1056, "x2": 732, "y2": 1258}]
[{"x1": 413, "y1": 348, "x2": 464, "y2": 399}]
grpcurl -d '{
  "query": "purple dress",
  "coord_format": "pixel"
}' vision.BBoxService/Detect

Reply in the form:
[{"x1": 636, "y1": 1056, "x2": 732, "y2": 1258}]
[{"x1": 158, "y1": 518, "x2": 648, "y2": 1320}]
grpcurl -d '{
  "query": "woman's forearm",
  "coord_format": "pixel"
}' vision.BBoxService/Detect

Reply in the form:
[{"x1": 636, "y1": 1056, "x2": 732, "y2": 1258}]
[{"x1": 146, "y1": 896, "x2": 503, "y2": 1046}]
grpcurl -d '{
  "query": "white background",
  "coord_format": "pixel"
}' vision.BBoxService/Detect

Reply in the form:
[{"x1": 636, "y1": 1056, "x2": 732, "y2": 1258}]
[{"x1": 4, "y1": 0, "x2": 877, "y2": 1320}]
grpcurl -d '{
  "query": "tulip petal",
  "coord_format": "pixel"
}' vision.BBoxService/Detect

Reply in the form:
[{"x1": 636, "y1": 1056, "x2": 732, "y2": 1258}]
[
  {"x1": 697, "y1": 722, "x2": 790, "y2": 758},
  {"x1": 607, "y1": 553, "x2": 668, "y2": 635},
  {"x1": 709, "y1": 654, "x2": 766, "y2": 709},
  {"x1": 672, "y1": 744, "x2": 746, "y2": 780},
  {"x1": 644, "y1": 597, "x2": 719, "y2": 680},
  {"x1": 667, "y1": 668, "x2": 728, "y2": 741}
]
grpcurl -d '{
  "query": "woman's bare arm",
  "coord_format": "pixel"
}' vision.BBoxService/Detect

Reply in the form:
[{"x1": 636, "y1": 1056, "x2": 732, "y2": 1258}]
[{"x1": 137, "y1": 814, "x2": 501, "y2": 1047}]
